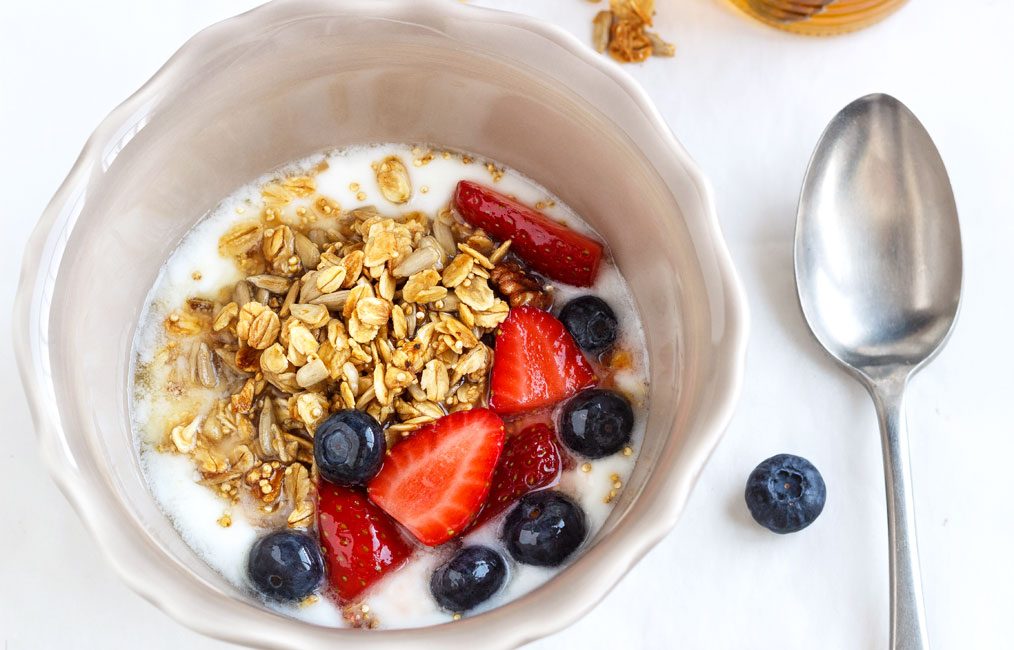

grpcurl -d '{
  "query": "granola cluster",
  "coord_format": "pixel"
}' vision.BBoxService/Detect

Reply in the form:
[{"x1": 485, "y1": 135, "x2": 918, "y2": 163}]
[
  {"x1": 592, "y1": 0, "x2": 675, "y2": 63},
  {"x1": 156, "y1": 162, "x2": 529, "y2": 529}
]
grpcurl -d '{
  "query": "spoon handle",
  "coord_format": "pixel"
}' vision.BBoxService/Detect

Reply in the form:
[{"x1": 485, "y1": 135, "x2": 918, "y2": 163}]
[{"x1": 870, "y1": 377, "x2": 930, "y2": 650}]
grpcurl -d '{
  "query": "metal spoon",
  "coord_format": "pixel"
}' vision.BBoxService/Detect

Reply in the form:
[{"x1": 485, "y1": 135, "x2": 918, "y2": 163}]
[{"x1": 794, "y1": 93, "x2": 961, "y2": 650}]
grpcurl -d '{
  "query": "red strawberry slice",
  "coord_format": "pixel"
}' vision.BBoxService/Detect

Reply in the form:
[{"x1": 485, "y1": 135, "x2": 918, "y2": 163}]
[
  {"x1": 316, "y1": 484, "x2": 413, "y2": 603},
  {"x1": 454, "y1": 180, "x2": 604, "y2": 287},
  {"x1": 489, "y1": 306, "x2": 597, "y2": 415},
  {"x1": 367, "y1": 409, "x2": 505, "y2": 546},
  {"x1": 470, "y1": 423, "x2": 562, "y2": 530}
]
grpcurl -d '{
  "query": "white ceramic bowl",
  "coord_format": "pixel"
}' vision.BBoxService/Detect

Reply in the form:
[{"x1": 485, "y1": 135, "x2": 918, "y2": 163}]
[{"x1": 14, "y1": 1, "x2": 748, "y2": 647}]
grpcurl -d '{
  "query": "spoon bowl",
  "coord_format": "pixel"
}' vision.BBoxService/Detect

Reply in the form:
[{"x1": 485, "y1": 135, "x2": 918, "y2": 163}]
[
  {"x1": 796, "y1": 93, "x2": 961, "y2": 376},
  {"x1": 795, "y1": 93, "x2": 962, "y2": 650}
]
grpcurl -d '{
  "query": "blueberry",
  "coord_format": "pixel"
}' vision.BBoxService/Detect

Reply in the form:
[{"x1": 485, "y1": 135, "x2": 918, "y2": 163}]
[
  {"x1": 314, "y1": 409, "x2": 385, "y2": 485},
  {"x1": 247, "y1": 530, "x2": 323, "y2": 602},
  {"x1": 430, "y1": 546, "x2": 508, "y2": 612},
  {"x1": 559, "y1": 389, "x2": 634, "y2": 459},
  {"x1": 744, "y1": 454, "x2": 826, "y2": 534},
  {"x1": 559, "y1": 296, "x2": 618, "y2": 354},
  {"x1": 503, "y1": 491, "x2": 587, "y2": 567}
]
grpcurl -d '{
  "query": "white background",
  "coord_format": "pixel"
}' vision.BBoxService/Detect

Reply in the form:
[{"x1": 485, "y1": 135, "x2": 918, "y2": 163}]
[{"x1": 2, "y1": 0, "x2": 1011, "y2": 648}]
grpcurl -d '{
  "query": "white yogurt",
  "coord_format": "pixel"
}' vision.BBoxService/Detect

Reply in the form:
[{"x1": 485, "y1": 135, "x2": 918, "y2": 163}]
[{"x1": 131, "y1": 143, "x2": 650, "y2": 629}]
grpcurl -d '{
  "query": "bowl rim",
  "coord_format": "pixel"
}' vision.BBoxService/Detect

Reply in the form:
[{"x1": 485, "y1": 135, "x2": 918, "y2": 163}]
[{"x1": 13, "y1": 0, "x2": 750, "y2": 647}]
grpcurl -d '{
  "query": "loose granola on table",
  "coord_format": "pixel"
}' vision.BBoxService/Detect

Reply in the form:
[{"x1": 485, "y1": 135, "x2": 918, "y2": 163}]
[{"x1": 591, "y1": 0, "x2": 675, "y2": 63}]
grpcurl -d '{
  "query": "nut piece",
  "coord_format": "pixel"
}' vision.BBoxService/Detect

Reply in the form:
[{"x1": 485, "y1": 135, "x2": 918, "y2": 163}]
[
  {"x1": 490, "y1": 261, "x2": 553, "y2": 309},
  {"x1": 375, "y1": 155, "x2": 412, "y2": 204},
  {"x1": 170, "y1": 415, "x2": 201, "y2": 453}
]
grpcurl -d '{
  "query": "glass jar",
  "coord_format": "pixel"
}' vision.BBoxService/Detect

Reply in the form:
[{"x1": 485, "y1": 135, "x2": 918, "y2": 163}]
[{"x1": 728, "y1": 0, "x2": 908, "y2": 36}]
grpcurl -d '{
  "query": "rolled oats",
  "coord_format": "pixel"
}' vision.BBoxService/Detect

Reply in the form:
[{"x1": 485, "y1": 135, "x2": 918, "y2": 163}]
[
  {"x1": 455, "y1": 277, "x2": 495, "y2": 311},
  {"x1": 421, "y1": 359, "x2": 450, "y2": 402},
  {"x1": 457, "y1": 243, "x2": 495, "y2": 270},
  {"x1": 219, "y1": 222, "x2": 262, "y2": 257},
  {"x1": 356, "y1": 297, "x2": 392, "y2": 327},
  {"x1": 248, "y1": 309, "x2": 281, "y2": 350},
  {"x1": 375, "y1": 156, "x2": 412, "y2": 204},
  {"x1": 316, "y1": 265, "x2": 347, "y2": 293},
  {"x1": 287, "y1": 324, "x2": 319, "y2": 365},
  {"x1": 260, "y1": 343, "x2": 289, "y2": 374},
  {"x1": 213, "y1": 302, "x2": 239, "y2": 331},
  {"x1": 237, "y1": 302, "x2": 268, "y2": 341},
  {"x1": 441, "y1": 254, "x2": 474, "y2": 288},
  {"x1": 402, "y1": 269, "x2": 440, "y2": 303}
]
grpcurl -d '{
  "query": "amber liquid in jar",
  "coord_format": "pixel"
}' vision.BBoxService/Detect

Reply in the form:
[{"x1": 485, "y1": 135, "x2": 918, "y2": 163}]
[{"x1": 728, "y1": 0, "x2": 908, "y2": 35}]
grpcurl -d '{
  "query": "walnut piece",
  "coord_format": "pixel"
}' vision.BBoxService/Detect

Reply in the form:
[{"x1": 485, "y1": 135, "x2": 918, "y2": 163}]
[{"x1": 490, "y1": 261, "x2": 553, "y2": 310}]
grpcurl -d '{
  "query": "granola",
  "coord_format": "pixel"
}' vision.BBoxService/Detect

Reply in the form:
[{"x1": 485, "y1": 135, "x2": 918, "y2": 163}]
[
  {"x1": 133, "y1": 143, "x2": 651, "y2": 628},
  {"x1": 591, "y1": 0, "x2": 676, "y2": 63},
  {"x1": 150, "y1": 158, "x2": 518, "y2": 529}
]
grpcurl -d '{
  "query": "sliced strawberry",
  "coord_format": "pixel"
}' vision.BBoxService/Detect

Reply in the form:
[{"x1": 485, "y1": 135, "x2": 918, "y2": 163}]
[
  {"x1": 489, "y1": 306, "x2": 597, "y2": 415},
  {"x1": 316, "y1": 484, "x2": 413, "y2": 603},
  {"x1": 454, "y1": 180, "x2": 604, "y2": 287},
  {"x1": 470, "y1": 423, "x2": 562, "y2": 530},
  {"x1": 367, "y1": 409, "x2": 505, "y2": 546}
]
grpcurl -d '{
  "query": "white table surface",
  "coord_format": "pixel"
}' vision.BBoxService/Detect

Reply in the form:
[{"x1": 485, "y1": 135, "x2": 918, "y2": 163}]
[{"x1": 2, "y1": 1, "x2": 1011, "y2": 648}]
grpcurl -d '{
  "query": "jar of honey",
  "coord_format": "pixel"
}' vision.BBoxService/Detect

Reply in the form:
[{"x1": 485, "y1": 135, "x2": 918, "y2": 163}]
[{"x1": 727, "y1": 0, "x2": 908, "y2": 36}]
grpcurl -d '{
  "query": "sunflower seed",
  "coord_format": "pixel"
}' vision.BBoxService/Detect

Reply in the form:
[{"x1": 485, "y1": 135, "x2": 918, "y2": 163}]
[
  {"x1": 195, "y1": 342, "x2": 218, "y2": 388},
  {"x1": 233, "y1": 280, "x2": 253, "y2": 306},
  {"x1": 247, "y1": 275, "x2": 291, "y2": 294},
  {"x1": 293, "y1": 231, "x2": 321, "y2": 270},
  {"x1": 310, "y1": 290, "x2": 351, "y2": 310},
  {"x1": 392, "y1": 246, "x2": 440, "y2": 278}
]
